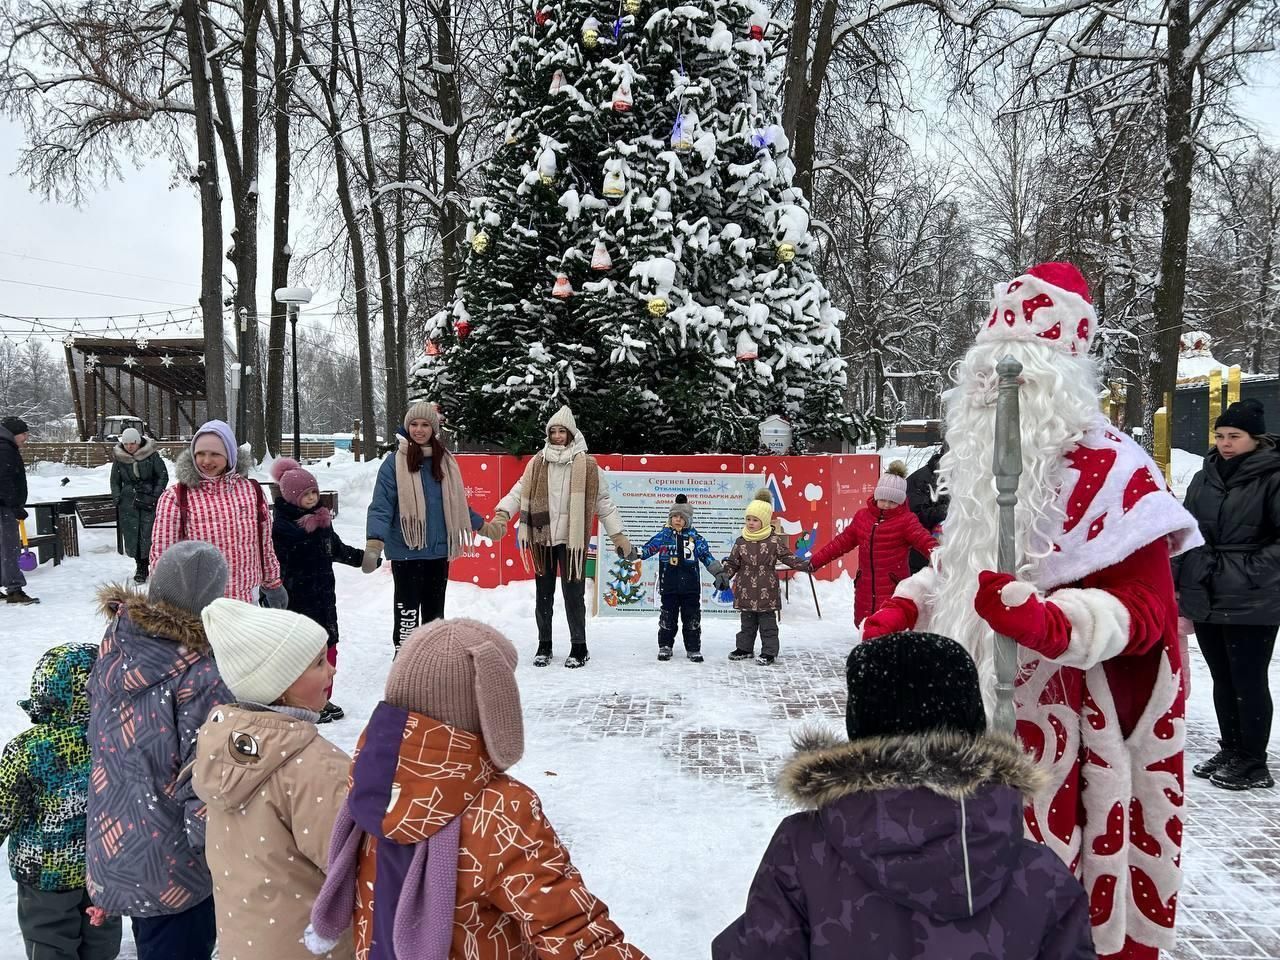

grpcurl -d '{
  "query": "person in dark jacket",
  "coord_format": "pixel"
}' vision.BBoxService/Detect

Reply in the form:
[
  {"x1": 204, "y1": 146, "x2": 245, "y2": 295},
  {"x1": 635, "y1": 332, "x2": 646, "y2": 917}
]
[
  {"x1": 638, "y1": 494, "x2": 730, "y2": 662},
  {"x1": 110, "y1": 427, "x2": 169, "y2": 584},
  {"x1": 907, "y1": 447, "x2": 949, "y2": 573},
  {"x1": 1, "y1": 415, "x2": 37, "y2": 604},
  {"x1": 713, "y1": 631, "x2": 1096, "y2": 960},
  {"x1": 1175, "y1": 398, "x2": 1280, "y2": 791},
  {"x1": 809, "y1": 461, "x2": 936, "y2": 625},
  {"x1": 270, "y1": 457, "x2": 365, "y2": 723}
]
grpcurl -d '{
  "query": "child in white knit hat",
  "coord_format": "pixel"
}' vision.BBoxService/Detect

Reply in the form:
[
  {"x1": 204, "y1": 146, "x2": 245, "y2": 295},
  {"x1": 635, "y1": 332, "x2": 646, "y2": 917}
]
[{"x1": 192, "y1": 600, "x2": 353, "y2": 960}]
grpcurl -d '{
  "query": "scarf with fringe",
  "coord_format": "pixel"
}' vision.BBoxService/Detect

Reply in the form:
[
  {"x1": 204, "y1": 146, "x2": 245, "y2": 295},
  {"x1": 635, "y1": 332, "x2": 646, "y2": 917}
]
[
  {"x1": 517, "y1": 445, "x2": 599, "y2": 580},
  {"x1": 395, "y1": 435, "x2": 473, "y2": 560}
]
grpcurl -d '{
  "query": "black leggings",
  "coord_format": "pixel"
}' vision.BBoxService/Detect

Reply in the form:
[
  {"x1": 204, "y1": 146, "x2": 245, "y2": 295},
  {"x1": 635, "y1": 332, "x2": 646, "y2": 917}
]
[
  {"x1": 1195, "y1": 621, "x2": 1278, "y2": 761},
  {"x1": 392, "y1": 557, "x2": 449, "y2": 648}
]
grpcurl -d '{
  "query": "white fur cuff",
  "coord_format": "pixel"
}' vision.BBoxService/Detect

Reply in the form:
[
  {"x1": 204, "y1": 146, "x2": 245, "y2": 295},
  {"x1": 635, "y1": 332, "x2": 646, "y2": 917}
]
[
  {"x1": 998, "y1": 579, "x2": 1040, "y2": 607},
  {"x1": 1047, "y1": 587, "x2": 1131, "y2": 669},
  {"x1": 893, "y1": 567, "x2": 938, "y2": 609},
  {"x1": 304, "y1": 924, "x2": 340, "y2": 956}
]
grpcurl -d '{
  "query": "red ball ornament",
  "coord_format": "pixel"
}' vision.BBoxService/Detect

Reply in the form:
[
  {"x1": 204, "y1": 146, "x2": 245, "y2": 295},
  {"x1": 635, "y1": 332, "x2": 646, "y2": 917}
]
[
  {"x1": 535, "y1": 10, "x2": 549, "y2": 25},
  {"x1": 455, "y1": 318, "x2": 471, "y2": 339},
  {"x1": 749, "y1": 25, "x2": 763, "y2": 39}
]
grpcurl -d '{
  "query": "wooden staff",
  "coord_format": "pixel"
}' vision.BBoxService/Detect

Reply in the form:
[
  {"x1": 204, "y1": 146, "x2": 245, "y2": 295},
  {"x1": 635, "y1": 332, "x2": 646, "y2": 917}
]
[{"x1": 992, "y1": 356, "x2": 1024, "y2": 736}]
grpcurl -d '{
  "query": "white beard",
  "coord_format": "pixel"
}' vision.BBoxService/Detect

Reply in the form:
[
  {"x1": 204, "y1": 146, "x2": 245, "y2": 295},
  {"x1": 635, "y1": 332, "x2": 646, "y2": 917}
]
[{"x1": 926, "y1": 339, "x2": 1103, "y2": 710}]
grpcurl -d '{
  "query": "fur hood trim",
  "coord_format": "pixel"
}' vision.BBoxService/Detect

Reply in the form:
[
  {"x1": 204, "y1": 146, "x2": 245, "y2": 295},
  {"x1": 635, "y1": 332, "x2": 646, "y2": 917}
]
[
  {"x1": 112, "y1": 437, "x2": 159, "y2": 463},
  {"x1": 781, "y1": 728, "x2": 1046, "y2": 806},
  {"x1": 96, "y1": 583, "x2": 212, "y2": 654},
  {"x1": 174, "y1": 444, "x2": 253, "y2": 489}
]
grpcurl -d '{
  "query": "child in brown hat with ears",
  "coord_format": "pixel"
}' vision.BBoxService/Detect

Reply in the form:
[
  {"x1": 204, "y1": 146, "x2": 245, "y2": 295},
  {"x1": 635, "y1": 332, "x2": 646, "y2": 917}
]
[{"x1": 307, "y1": 619, "x2": 651, "y2": 960}]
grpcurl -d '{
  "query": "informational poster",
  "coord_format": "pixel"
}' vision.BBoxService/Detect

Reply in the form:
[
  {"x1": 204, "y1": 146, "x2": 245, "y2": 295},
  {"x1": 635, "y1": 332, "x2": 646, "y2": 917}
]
[{"x1": 596, "y1": 472, "x2": 764, "y2": 617}]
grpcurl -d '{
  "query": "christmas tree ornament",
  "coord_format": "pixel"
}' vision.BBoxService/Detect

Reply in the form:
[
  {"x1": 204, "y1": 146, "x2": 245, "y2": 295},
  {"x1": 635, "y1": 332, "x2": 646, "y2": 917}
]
[
  {"x1": 424, "y1": 339, "x2": 441, "y2": 357},
  {"x1": 612, "y1": 82, "x2": 633, "y2": 112},
  {"x1": 624, "y1": 0, "x2": 641, "y2": 13},
  {"x1": 647, "y1": 297, "x2": 669, "y2": 317},
  {"x1": 472, "y1": 230, "x2": 490, "y2": 254},
  {"x1": 591, "y1": 240, "x2": 613, "y2": 271},
  {"x1": 582, "y1": 16, "x2": 600, "y2": 47},
  {"x1": 602, "y1": 161, "x2": 627, "y2": 197},
  {"x1": 775, "y1": 242, "x2": 796, "y2": 263},
  {"x1": 670, "y1": 112, "x2": 692, "y2": 152},
  {"x1": 537, "y1": 148, "x2": 557, "y2": 185},
  {"x1": 455, "y1": 318, "x2": 471, "y2": 339},
  {"x1": 748, "y1": 13, "x2": 766, "y2": 40},
  {"x1": 549, "y1": 69, "x2": 565, "y2": 94},
  {"x1": 504, "y1": 119, "x2": 520, "y2": 144},
  {"x1": 612, "y1": 17, "x2": 623, "y2": 39},
  {"x1": 735, "y1": 331, "x2": 758, "y2": 361},
  {"x1": 535, "y1": 9, "x2": 549, "y2": 25},
  {"x1": 552, "y1": 273, "x2": 574, "y2": 298}
]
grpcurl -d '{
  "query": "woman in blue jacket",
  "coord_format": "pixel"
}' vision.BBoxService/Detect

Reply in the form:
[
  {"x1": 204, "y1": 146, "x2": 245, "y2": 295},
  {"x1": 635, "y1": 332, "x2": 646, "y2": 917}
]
[{"x1": 363, "y1": 402, "x2": 498, "y2": 648}]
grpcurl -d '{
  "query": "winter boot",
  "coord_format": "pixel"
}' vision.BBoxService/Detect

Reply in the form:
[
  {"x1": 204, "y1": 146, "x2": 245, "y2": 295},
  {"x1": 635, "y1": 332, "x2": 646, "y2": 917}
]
[
  {"x1": 687, "y1": 651, "x2": 704, "y2": 663},
  {"x1": 133, "y1": 559, "x2": 149, "y2": 584},
  {"x1": 755, "y1": 654, "x2": 776, "y2": 666},
  {"x1": 318, "y1": 701, "x2": 345, "y2": 724},
  {"x1": 4, "y1": 588, "x2": 39, "y2": 605},
  {"x1": 727, "y1": 649, "x2": 753, "y2": 661},
  {"x1": 1210, "y1": 756, "x2": 1275, "y2": 790},
  {"x1": 534, "y1": 643, "x2": 553, "y2": 668},
  {"x1": 1193, "y1": 742, "x2": 1238, "y2": 779},
  {"x1": 657, "y1": 646, "x2": 673, "y2": 661},
  {"x1": 564, "y1": 645, "x2": 590, "y2": 669}
]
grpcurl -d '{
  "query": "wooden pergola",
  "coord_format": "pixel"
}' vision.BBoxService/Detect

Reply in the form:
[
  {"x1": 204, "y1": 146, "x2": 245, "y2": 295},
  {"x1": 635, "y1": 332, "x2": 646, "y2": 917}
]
[{"x1": 65, "y1": 337, "x2": 208, "y2": 440}]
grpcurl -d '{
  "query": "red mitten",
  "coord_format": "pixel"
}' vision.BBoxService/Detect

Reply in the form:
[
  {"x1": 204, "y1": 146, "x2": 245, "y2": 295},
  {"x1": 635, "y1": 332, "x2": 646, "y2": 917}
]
[
  {"x1": 973, "y1": 571, "x2": 1069, "y2": 658},
  {"x1": 860, "y1": 596, "x2": 919, "y2": 640}
]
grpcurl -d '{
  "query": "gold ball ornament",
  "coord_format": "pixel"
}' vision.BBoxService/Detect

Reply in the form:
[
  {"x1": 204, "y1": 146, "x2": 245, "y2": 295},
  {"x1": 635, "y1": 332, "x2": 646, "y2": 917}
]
[
  {"x1": 540, "y1": 174, "x2": 555, "y2": 185},
  {"x1": 471, "y1": 231, "x2": 490, "y2": 254},
  {"x1": 583, "y1": 28, "x2": 599, "y2": 47},
  {"x1": 776, "y1": 242, "x2": 796, "y2": 263},
  {"x1": 647, "y1": 297, "x2": 669, "y2": 317},
  {"x1": 624, "y1": 0, "x2": 642, "y2": 13}
]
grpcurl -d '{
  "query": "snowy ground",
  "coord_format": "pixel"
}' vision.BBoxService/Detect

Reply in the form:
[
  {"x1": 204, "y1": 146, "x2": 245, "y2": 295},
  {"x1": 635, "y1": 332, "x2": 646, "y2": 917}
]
[{"x1": 2, "y1": 450, "x2": 1276, "y2": 958}]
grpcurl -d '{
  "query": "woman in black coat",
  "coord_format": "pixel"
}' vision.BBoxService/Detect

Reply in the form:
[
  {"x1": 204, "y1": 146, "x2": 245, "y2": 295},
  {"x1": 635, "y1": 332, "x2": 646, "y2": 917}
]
[
  {"x1": 1175, "y1": 398, "x2": 1280, "y2": 791},
  {"x1": 110, "y1": 428, "x2": 169, "y2": 583},
  {"x1": 269, "y1": 458, "x2": 365, "y2": 723}
]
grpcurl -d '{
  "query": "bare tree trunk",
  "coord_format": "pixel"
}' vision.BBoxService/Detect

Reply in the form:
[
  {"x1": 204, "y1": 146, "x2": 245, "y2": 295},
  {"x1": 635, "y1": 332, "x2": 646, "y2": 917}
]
[
  {"x1": 240, "y1": 1, "x2": 265, "y2": 455},
  {"x1": 789, "y1": 0, "x2": 838, "y2": 195},
  {"x1": 781, "y1": 0, "x2": 814, "y2": 142},
  {"x1": 1148, "y1": 0, "x2": 1194, "y2": 421},
  {"x1": 182, "y1": 0, "x2": 226, "y2": 420},
  {"x1": 432, "y1": 0, "x2": 464, "y2": 303},
  {"x1": 265, "y1": 0, "x2": 298, "y2": 457},
  {"x1": 394, "y1": 0, "x2": 410, "y2": 407}
]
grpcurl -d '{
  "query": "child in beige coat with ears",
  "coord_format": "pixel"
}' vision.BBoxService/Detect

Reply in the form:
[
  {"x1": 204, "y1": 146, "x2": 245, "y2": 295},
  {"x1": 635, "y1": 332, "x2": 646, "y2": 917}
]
[{"x1": 192, "y1": 600, "x2": 354, "y2": 960}]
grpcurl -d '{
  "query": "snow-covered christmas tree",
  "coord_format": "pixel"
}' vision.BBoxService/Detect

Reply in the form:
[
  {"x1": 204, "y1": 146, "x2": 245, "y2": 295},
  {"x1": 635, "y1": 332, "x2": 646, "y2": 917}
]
[{"x1": 413, "y1": 0, "x2": 870, "y2": 454}]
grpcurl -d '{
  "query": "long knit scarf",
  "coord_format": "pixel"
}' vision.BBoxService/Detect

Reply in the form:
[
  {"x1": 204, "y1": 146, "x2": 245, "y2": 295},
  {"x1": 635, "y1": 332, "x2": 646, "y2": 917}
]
[
  {"x1": 394, "y1": 435, "x2": 473, "y2": 560},
  {"x1": 517, "y1": 450, "x2": 599, "y2": 580},
  {"x1": 307, "y1": 799, "x2": 460, "y2": 960}
]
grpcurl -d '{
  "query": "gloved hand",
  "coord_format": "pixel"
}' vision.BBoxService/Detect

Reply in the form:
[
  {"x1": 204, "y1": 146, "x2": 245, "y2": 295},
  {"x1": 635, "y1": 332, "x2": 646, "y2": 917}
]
[
  {"x1": 713, "y1": 572, "x2": 731, "y2": 592},
  {"x1": 15, "y1": 507, "x2": 27, "y2": 520},
  {"x1": 261, "y1": 584, "x2": 289, "y2": 609},
  {"x1": 611, "y1": 533, "x2": 634, "y2": 560},
  {"x1": 362, "y1": 539, "x2": 384, "y2": 574},
  {"x1": 479, "y1": 516, "x2": 508, "y2": 540},
  {"x1": 860, "y1": 596, "x2": 920, "y2": 641},
  {"x1": 973, "y1": 570, "x2": 1068, "y2": 658},
  {"x1": 493, "y1": 508, "x2": 511, "y2": 524}
]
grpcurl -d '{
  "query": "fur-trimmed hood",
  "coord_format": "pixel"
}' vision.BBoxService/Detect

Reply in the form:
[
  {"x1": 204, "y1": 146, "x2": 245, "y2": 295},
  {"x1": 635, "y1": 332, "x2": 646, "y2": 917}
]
[
  {"x1": 778, "y1": 728, "x2": 1049, "y2": 922},
  {"x1": 782, "y1": 728, "x2": 1045, "y2": 805},
  {"x1": 112, "y1": 437, "x2": 159, "y2": 463},
  {"x1": 173, "y1": 443, "x2": 254, "y2": 489},
  {"x1": 96, "y1": 583, "x2": 212, "y2": 657}
]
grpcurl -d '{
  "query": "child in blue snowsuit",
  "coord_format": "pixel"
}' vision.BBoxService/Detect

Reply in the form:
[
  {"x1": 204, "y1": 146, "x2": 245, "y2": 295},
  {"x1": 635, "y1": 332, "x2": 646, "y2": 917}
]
[{"x1": 640, "y1": 495, "x2": 730, "y2": 662}]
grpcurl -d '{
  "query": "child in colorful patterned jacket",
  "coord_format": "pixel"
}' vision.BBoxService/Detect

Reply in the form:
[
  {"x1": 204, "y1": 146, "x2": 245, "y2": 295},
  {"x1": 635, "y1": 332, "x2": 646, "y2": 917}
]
[
  {"x1": 639, "y1": 494, "x2": 730, "y2": 662},
  {"x1": 0, "y1": 643, "x2": 122, "y2": 959}
]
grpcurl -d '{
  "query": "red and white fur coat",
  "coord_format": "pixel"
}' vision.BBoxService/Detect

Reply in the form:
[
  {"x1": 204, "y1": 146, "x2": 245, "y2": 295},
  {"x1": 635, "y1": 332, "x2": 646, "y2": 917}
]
[{"x1": 870, "y1": 423, "x2": 1202, "y2": 959}]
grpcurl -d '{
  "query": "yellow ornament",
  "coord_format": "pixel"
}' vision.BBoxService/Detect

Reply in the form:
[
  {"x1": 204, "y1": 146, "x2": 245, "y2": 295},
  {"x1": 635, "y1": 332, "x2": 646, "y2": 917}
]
[
  {"x1": 540, "y1": 174, "x2": 555, "y2": 185},
  {"x1": 472, "y1": 231, "x2": 490, "y2": 254},
  {"x1": 583, "y1": 28, "x2": 599, "y2": 47},
  {"x1": 776, "y1": 242, "x2": 796, "y2": 263},
  {"x1": 624, "y1": 0, "x2": 641, "y2": 13},
  {"x1": 647, "y1": 297, "x2": 669, "y2": 317}
]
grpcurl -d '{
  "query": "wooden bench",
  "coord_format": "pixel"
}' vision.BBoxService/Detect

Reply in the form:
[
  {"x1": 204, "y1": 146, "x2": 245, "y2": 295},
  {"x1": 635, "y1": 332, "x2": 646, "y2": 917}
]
[
  {"x1": 67, "y1": 495, "x2": 124, "y2": 555},
  {"x1": 23, "y1": 501, "x2": 69, "y2": 566}
]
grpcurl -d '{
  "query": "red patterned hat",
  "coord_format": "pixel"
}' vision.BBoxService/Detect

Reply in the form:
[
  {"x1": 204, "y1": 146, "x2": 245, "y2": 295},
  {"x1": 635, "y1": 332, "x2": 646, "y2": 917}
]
[{"x1": 977, "y1": 262, "x2": 1098, "y2": 356}]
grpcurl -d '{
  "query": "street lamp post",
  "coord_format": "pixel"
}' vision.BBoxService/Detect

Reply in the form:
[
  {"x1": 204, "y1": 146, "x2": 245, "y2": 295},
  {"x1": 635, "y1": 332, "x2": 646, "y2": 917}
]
[{"x1": 274, "y1": 286, "x2": 313, "y2": 462}]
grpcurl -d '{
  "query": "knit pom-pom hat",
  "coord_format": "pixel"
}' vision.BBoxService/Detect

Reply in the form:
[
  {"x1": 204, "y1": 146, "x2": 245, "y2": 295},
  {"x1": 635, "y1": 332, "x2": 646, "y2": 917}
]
[
  {"x1": 385, "y1": 618, "x2": 524, "y2": 770},
  {"x1": 744, "y1": 488, "x2": 774, "y2": 525},
  {"x1": 669, "y1": 493, "x2": 694, "y2": 526},
  {"x1": 403, "y1": 401, "x2": 443, "y2": 434},
  {"x1": 270, "y1": 456, "x2": 319, "y2": 506},
  {"x1": 873, "y1": 460, "x2": 909, "y2": 505}
]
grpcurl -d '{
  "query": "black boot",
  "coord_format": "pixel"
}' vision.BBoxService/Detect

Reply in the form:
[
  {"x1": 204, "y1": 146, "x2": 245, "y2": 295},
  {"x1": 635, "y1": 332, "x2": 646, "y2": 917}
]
[
  {"x1": 1192, "y1": 741, "x2": 1238, "y2": 779},
  {"x1": 533, "y1": 642, "x2": 553, "y2": 667},
  {"x1": 133, "y1": 559, "x2": 149, "y2": 584},
  {"x1": 4, "y1": 588, "x2": 39, "y2": 605},
  {"x1": 1210, "y1": 756, "x2": 1275, "y2": 790},
  {"x1": 564, "y1": 644, "x2": 590, "y2": 668}
]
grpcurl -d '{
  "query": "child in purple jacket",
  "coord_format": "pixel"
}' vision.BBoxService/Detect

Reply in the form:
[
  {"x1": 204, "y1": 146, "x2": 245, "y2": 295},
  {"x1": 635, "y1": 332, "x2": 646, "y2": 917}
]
[{"x1": 713, "y1": 631, "x2": 1096, "y2": 960}]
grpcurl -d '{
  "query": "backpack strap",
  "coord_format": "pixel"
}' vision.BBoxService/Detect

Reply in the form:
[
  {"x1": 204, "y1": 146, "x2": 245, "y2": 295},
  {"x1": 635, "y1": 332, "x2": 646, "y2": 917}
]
[
  {"x1": 176, "y1": 483, "x2": 188, "y2": 541},
  {"x1": 249, "y1": 478, "x2": 267, "y2": 575}
]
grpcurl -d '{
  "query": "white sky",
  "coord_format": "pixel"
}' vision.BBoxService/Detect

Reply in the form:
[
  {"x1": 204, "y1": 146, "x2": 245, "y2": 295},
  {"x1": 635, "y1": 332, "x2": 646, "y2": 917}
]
[{"x1": 0, "y1": 57, "x2": 1275, "y2": 343}]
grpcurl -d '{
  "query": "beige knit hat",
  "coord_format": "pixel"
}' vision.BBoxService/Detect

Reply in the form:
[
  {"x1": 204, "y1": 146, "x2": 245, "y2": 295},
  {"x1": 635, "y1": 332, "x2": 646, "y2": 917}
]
[
  {"x1": 385, "y1": 618, "x2": 524, "y2": 770},
  {"x1": 404, "y1": 401, "x2": 442, "y2": 433},
  {"x1": 201, "y1": 598, "x2": 329, "y2": 705}
]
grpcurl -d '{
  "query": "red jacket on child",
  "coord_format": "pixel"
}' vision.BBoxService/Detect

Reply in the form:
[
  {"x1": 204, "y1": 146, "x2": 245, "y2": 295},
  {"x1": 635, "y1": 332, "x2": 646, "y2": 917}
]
[{"x1": 810, "y1": 498, "x2": 936, "y2": 624}]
